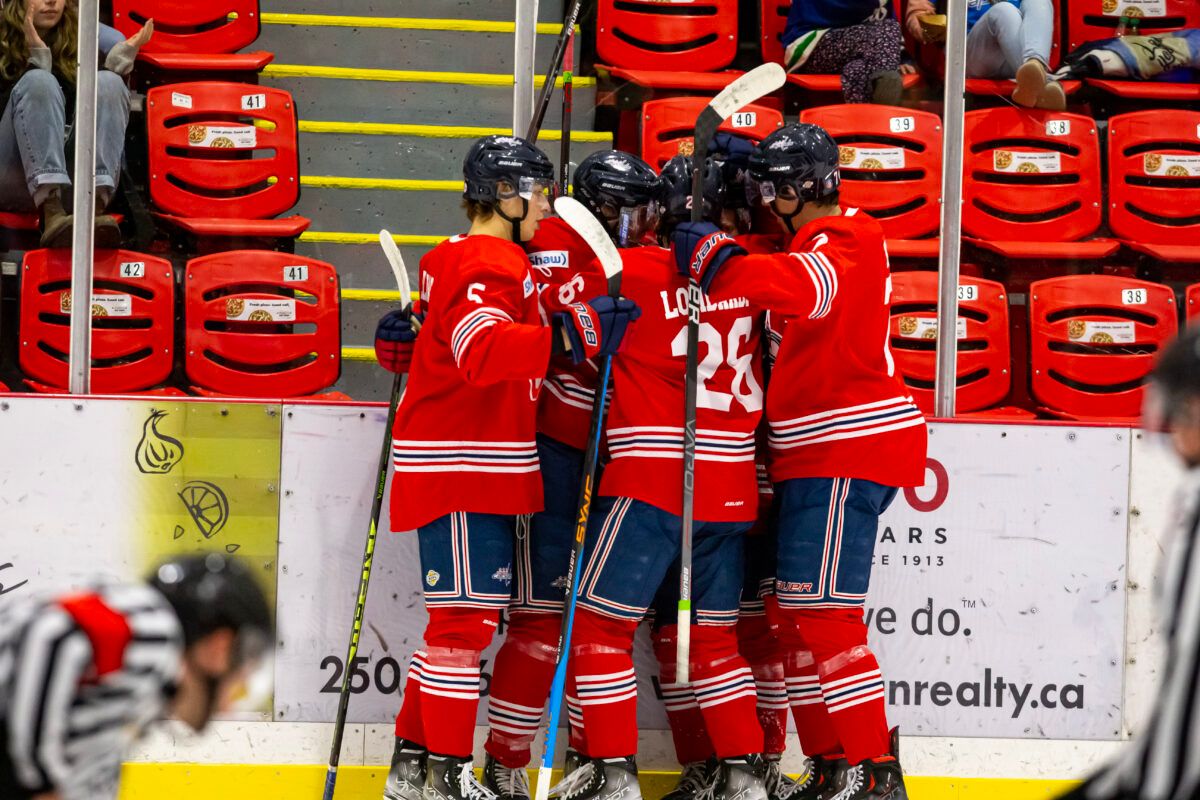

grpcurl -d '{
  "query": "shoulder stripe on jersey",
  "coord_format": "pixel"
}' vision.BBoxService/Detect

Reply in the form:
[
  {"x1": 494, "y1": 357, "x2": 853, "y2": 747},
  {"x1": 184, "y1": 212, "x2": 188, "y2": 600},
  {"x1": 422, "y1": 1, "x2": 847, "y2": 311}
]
[
  {"x1": 450, "y1": 306, "x2": 513, "y2": 367},
  {"x1": 769, "y1": 397, "x2": 924, "y2": 449}
]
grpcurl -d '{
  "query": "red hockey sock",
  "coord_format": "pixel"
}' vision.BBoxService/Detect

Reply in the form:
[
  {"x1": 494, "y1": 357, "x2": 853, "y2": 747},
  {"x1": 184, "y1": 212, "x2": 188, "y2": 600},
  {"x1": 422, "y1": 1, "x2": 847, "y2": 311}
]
[
  {"x1": 791, "y1": 608, "x2": 890, "y2": 765},
  {"x1": 738, "y1": 614, "x2": 788, "y2": 756},
  {"x1": 394, "y1": 661, "x2": 426, "y2": 745},
  {"x1": 485, "y1": 612, "x2": 561, "y2": 768},
  {"x1": 409, "y1": 607, "x2": 500, "y2": 757},
  {"x1": 689, "y1": 624, "x2": 764, "y2": 759},
  {"x1": 653, "y1": 625, "x2": 715, "y2": 764},
  {"x1": 566, "y1": 674, "x2": 587, "y2": 755},
  {"x1": 776, "y1": 613, "x2": 841, "y2": 759},
  {"x1": 568, "y1": 609, "x2": 639, "y2": 758}
]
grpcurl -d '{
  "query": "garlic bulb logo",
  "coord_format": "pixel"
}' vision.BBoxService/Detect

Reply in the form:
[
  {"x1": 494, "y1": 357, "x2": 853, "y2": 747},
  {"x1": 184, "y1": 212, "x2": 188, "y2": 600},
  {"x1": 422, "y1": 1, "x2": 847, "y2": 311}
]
[{"x1": 135, "y1": 410, "x2": 184, "y2": 474}]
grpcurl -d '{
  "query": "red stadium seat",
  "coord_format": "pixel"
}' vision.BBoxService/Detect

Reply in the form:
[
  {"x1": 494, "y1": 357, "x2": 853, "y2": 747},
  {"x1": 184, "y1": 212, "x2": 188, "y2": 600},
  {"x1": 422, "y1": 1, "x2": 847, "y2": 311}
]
[
  {"x1": 761, "y1": 0, "x2": 788, "y2": 65},
  {"x1": 597, "y1": 0, "x2": 738, "y2": 72},
  {"x1": 1029, "y1": 275, "x2": 1177, "y2": 420},
  {"x1": 1066, "y1": 0, "x2": 1199, "y2": 52},
  {"x1": 1086, "y1": 79, "x2": 1200, "y2": 102},
  {"x1": 18, "y1": 249, "x2": 176, "y2": 393},
  {"x1": 598, "y1": 67, "x2": 748, "y2": 92},
  {"x1": 641, "y1": 97, "x2": 783, "y2": 169},
  {"x1": 145, "y1": 82, "x2": 309, "y2": 240},
  {"x1": 889, "y1": 271, "x2": 1013, "y2": 414},
  {"x1": 963, "y1": 108, "x2": 1112, "y2": 259},
  {"x1": 184, "y1": 251, "x2": 343, "y2": 398},
  {"x1": 965, "y1": 78, "x2": 1081, "y2": 98},
  {"x1": 800, "y1": 104, "x2": 943, "y2": 246},
  {"x1": 1188, "y1": 283, "x2": 1200, "y2": 321},
  {"x1": 111, "y1": 0, "x2": 273, "y2": 73},
  {"x1": 1107, "y1": 109, "x2": 1200, "y2": 263}
]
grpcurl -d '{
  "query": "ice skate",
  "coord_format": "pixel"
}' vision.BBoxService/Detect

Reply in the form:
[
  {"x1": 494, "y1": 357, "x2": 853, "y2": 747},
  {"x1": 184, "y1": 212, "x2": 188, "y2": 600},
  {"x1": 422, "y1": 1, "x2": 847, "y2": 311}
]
[
  {"x1": 425, "y1": 754, "x2": 498, "y2": 800},
  {"x1": 663, "y1": 759, "x2": 716, "y2": 800},
  {"x1": 385, "y1": 738, "x2": 429, "y2": 800},
  {"x1": 764, "y1": 755, "x2": 801, "y2": 800},
  {"x1": 789, "y1": 756, "x2": 844, "y2": 800},
  {"x1": 696, "y1": 755, "x2": 767, "y2": 800},
  {"x1": 549, "y1": 756, "x2": 641, "y2": 800},
  {"x1": 483, "y1": 754, "x2": 531, "y2": 800}
]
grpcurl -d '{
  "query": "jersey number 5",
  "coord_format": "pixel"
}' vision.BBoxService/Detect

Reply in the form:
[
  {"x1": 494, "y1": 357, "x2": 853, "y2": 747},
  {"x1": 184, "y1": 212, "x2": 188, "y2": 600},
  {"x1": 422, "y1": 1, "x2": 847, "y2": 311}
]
[{"x1": 670, "y1": 316, "x2": 763, "y2": 413}]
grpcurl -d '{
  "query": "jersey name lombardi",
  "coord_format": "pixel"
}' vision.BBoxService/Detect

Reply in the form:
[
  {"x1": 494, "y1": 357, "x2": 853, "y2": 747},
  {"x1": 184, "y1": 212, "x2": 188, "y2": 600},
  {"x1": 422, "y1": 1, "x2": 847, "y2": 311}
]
[{"x1": 659, "y1": 288, "x2": 750, "y2": 320}]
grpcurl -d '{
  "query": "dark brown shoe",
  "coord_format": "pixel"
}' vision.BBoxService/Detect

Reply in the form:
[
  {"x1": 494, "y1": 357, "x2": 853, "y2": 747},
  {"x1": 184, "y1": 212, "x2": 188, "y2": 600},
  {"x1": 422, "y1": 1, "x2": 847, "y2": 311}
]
[{"x1": 39, "y1": 187, "x2": 74, "y2": 249}]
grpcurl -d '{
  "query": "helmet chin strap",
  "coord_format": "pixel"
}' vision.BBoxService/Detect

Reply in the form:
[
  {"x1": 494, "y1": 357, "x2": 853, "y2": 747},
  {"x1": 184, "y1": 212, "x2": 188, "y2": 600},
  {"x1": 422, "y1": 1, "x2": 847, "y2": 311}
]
[
  {"x1": 496, "y1": 196, "x2": 530, "y2": 243},
  {"x1": 772, "y1": 199, "x2": 806, "y2": 236}
]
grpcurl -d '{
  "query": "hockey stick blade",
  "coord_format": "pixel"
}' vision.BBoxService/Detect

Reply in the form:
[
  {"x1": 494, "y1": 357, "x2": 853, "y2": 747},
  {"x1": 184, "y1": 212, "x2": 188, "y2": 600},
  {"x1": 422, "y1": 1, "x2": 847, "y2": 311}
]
[
  {"x1": 693, "y1": 63, "x2": 787, "y2": 169},
  {"x1": 378, "y1": 229, "x2": 413, "y2": 307},
  {"x1": 554, "y1": 197, "x2": 623, "y2": 296}
]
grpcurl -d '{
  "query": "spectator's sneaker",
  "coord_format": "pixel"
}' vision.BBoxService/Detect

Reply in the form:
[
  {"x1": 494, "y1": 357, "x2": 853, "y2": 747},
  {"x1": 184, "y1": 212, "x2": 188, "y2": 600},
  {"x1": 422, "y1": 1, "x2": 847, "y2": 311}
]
[
  {"x1": 39, "y1": 187, "x2": 74, "y2": 249},
  {"x1": 483, "y1": 755, "x2": 531, "y2": 800},
  {"x1": 696, "y1": 755, "x2": 768, "y2": 800},
  {"x1": 789, "y1": 756, "x2": 843, "y2": 800},
  {"x1": 425, "y1": 755, "x2": 498, "y2": 800},
  {"x1": 384, "y1": 738, "x2": 428, "y2": 800},
  {"x1": 1014, "y1": 59, "x2": 1047, "y2": 107},
  {"x1": 764, "y1": 755, "x2": 800, "y2": 800},
  {"x1": 549, "y1": 756, "x2": 641, "y2": 800},
  {"x1": 868, "y1": 70, "x2": 903, "y2": 105},
  {"x1": 663, "y1": 759, "x2": 716, "y2": 800},
  {"x1": 1036, "y1": 80, "x2": 1067, "y2": 111}
]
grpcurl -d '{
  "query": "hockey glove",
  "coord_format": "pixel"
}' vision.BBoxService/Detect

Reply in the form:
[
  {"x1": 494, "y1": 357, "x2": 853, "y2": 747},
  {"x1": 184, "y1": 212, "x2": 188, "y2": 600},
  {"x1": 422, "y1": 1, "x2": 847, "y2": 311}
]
[
  {"x1": 552, "y1": 296, "x2": 642, "y2": 364},
  {"x1": 374, "y1": 307, "x2": 423, "y2": 374},
  {"x1": 670, "y1": 221, "x2": 747, "y2": 294}
]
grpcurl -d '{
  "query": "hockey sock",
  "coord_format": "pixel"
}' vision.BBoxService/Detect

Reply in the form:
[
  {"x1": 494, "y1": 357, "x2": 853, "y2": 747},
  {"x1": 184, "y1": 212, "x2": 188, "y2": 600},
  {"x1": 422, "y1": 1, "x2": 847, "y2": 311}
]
[
  {"x1": 568, "y1": 608, "x2": 639, "y2": 758},
  {"x1": 737, "y1": 614, "x2": 788, "y2": 756},
  {"x1": 653, "y1": 624, "x2": 715, "y2": 764},
  {"x1": 776, "y1": 613, "x2": 842, "y2": 759},
  {"x1": 394, "y1": 658, "x2": 426, "y2": 744},
  {"x1": 689, "y1": 624, "x2": 764, "y2": 760},
  {"x1": 791, "y1": 607, "x2": 890, "y2": 765},
  {"x1": 566, "y1": 674, "x2": 588, "y2": 755},
  {"x1": 485, "y1": 612, "x2": 561, "y2": 768}
]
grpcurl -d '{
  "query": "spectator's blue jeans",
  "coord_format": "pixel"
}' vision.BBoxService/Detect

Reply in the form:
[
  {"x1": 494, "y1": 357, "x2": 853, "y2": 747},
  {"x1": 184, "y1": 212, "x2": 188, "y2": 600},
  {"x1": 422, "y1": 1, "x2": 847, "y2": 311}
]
[
  {"x1": 965, "y1": 0, "x2": 1055, "y2": 78},
  {"x1": 0, "y1": 69, "x2": 130, "y2": 212}
]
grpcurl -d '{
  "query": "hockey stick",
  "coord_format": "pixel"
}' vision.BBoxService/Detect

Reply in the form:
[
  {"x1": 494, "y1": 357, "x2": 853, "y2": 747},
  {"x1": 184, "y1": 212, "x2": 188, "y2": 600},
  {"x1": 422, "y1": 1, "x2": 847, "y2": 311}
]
[
  {"x1": 322, "y1": 231, "x2": 414, "y2": 800},
  {"x1": 557, "y1": 29, "x2": 574, "y2": 197},
  {"x1": 677, "y1": 64, "x2": 786, "y2": 684},
  {"x1": 533, "y1": 197, "x2": 623, "y2": 800},
  {"x1": 526, "y1": 0, "x2": 585, "y2": 143}
]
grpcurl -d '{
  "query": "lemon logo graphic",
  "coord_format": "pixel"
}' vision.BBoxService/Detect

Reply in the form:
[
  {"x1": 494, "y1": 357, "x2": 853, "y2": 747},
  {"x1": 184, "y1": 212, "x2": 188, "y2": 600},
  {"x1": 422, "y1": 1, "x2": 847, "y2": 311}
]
[
  {"x1": 135, "y1": 409, "x2": 184, "y2": 474},
  {"x1": 178, "y1": 480, "x2": 230, "y2": 538}
]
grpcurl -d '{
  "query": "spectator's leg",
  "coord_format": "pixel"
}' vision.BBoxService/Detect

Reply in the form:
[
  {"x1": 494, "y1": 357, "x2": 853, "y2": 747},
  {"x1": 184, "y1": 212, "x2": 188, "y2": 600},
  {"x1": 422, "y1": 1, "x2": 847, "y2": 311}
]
[
  {"x1": 964, "y1": 6, "x2": 1017, "y2": 78},
  {"x1": 1018, "y1": 0, "x2": 1066, "y2": 109},
  {"x1": 803, "y1": 19, "x2": 903, "y2": 104},
  {"x1": 93, "y1": 71, "x2": 131, "y2": 211},
  {"x1": 0, "y1": 100, "x2": 36, "y2": 212},
  {"x1": 7, "y1": 70, "x2": 69, "y2": 209}
]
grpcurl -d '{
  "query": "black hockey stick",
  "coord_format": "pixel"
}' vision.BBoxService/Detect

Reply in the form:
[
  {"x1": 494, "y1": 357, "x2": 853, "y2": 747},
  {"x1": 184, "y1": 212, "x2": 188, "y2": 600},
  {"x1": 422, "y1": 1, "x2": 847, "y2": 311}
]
[
  {"x1": 557, "y1": 28, "x2": 575, "y2": 196},
  {"x1": 677, "y1": 64, "x2": 786, "y2": 682},
  {"x1": 526, "y1": 0, "x2": 585, "y2": 143},
  {"x1": 532, "y1": 197, "x2": 624, "y2": 800},
  {"x1": 322, "y1": 232, "x2": 414, "y2": 800}
]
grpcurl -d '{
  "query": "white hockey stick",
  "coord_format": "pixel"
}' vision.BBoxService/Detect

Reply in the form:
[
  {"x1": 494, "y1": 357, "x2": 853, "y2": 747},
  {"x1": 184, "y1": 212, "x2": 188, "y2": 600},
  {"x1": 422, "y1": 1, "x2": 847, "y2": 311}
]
[
  {"x1": 531, "y1": 197, "x2": 623, "y2": 800},
  {"x1": 379, "y1": 229, "x2": 413, "y2": 308},
  {"x1": 678, "y1": 63, "x2": 786, "y2": 684}
]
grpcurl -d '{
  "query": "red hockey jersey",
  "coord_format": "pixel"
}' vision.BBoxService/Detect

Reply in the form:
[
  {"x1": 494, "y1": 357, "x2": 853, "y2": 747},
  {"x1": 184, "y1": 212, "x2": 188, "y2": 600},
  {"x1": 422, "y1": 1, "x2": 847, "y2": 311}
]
[
  {"x1": 390, "y1": 235, "x2": 552, "y2": 531},
  {"x1": 717, "y1": 209, "x2": 928, "y2": 488},
  {"x1": 527, "y1": 216, "x2": 605, "y2": 451},
  {"x1": 600, "y1": 245, "x2": 768, "y2": 523}
]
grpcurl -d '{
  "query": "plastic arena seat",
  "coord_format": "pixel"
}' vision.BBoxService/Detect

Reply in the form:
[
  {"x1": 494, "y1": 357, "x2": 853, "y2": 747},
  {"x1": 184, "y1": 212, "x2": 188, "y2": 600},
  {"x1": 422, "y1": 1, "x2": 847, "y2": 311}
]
[
  {"x1": 18, "y1": 248, "x2": 178, "y2": 394},
  {"x1": 184, "y1": 251, "x2": 345, "y2": 398},
  {"x1": 800, "y1": 104, "x2": 942, "y2": 255},
  {"x1": 641, "y1": 97, "x2": 783, "y2": 169},
  {"x1": 1029, "y1": 275, "x2": 1177, "y2": 420},
  {"x1": 145, "y1": 82, "x2": 309, "y2": 240},
  {"x1": 597, "y1": 0, "x2": 738, "y2": 72},
  {"x1": 888, "y1": 271, "x2": 1017, "y2": 415},
  {"x1": 962, "y1": 108, "x2": 1114, "y2": 260},
  {"x1": 1107, "y1": 109, "x2": 1200, "y2": 263},
  {"x1": 1066, "y1": 0, "x2": 1199, "y2": 52},
  {"x1": 1187, "y1": 283, "x2": 1200, "y2": 321},
  {"x1": 111, "y1": 0, "x2": 273, "y2": 73}
]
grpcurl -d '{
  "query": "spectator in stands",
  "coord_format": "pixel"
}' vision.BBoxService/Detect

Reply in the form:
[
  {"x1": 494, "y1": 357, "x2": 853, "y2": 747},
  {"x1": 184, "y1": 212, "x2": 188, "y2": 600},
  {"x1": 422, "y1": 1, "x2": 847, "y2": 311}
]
[
  {"x1": 907, "y1": 0, "x2": 1065, "y2": 109},
  {"x1": 782, "y1": 0, "x2": 905, "y2": 104},
  {"x1": 0, "y1": 0, "x2": 152, "y2": 248}
]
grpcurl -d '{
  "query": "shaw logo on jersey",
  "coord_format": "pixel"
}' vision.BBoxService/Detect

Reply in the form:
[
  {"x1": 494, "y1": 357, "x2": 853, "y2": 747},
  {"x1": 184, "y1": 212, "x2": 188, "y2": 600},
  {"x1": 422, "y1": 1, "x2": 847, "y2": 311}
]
[
  {"x1": 659, "y1": 289, "x2": 750, "y2": 320},
  {"x1": 528, "y1": 250, "x2": 569, "y2": 278}
]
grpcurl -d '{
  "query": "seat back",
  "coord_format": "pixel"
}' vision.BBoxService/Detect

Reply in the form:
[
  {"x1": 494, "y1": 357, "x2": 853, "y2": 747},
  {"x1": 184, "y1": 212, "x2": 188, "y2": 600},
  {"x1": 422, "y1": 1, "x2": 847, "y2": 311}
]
[
  {"x1": 962, "y1": 109, "x2": 1101, "y2": 242},
  {"x1": 1066, "y1": 0, "x2": 1200, "y2": 51},
  {"x1": 641, "y1": 97, "x2": 784, "y2": 169},
  {"x1": 112, "y1": 0, "x2": 261, "y2": 55},
  {"x1": 597, "y1": 0, "x2": 738, "y2": 71},
  {"x1": 801, "y1": 104, "x2": 943, "y2": 240},
  {"x1": 1108, "y1": 110, "x2": 1200, "y2": 247},
  {"x1": 760, "y1": 0, "x2": 789, "y2": 65},
  {"x1": 146, "y1": 82, "x2": 300, "y2": 220},
  {"x1": 19, "y1": 249, "x2": 174, "y2": 392},
  {"x1": 184, "y1": 251, "x2": 341, "y2": 397},
  {"x1": 1029, "y1": 275, "x2": 1177, "y2": 418},
  {"x1": 1187, "y1": 283, "x2": 1200, "y2": 322},
  {"x1": 889, "y1": 271, "x2": 1011, "y2": 414}
]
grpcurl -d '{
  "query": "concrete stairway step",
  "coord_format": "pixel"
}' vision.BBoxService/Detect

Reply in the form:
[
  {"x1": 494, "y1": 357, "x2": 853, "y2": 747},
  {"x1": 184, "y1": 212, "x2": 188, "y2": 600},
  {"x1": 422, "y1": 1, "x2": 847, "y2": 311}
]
[{"x1": 261, "y1": 0, "x2": 565, "y2": 24}]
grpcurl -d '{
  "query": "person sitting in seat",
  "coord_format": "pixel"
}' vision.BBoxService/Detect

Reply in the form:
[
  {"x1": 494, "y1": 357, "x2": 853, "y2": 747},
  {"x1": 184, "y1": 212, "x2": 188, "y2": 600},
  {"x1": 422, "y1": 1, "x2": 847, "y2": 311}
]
[
  {"x1": 0, "y1": 0, "x2": 152, "y2": 247},
  {"x1": 781, "y1": 0, "x2": 905, "y2": 105}
]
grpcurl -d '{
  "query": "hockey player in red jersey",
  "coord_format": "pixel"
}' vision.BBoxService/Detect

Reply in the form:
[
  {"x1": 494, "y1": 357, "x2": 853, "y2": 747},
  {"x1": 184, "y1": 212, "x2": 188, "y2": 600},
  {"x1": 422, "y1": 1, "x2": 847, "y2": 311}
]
[
  {"x1": 670, "y1": 123, "x2": 929, "y2": 800},
  {"x1": 555, "y1": 156, "x2": 773, "y2": 800},
  {"x1": 382, "y1": 135, "x2": 640, "y2": 800},
  {"x1": 482, "y1": 150, "x2": 661, "y2": 800}
]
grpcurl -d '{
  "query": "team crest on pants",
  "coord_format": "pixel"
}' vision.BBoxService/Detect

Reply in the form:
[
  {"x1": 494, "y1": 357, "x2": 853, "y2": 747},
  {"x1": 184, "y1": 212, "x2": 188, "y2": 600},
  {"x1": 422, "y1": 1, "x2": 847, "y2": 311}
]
[
  {"x1": 492, "y1": 566, "x2": 513, "y2": 585},
  {"x1": 426, "y1": 570, "x2": 440, "y2": 587}
]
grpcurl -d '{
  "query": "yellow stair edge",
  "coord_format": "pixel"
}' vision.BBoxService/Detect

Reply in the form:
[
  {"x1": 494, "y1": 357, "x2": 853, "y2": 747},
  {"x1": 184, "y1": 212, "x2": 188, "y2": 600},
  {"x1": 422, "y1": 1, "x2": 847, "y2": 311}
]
[
  {"x1": 342, "y1": 288, "x2": 414, "y2": 303},
  {"x1": 298, "y1": 119, "x2": 610, "y2": 142},
  {"x1": 263, "y1": 63, "x2": 594, "y2": 88},
  {"x1": 300, "y1": 231, "x2": 447, "y2": 246},
  {"x1": 302, "y1": 176, "x2": 462, "y2": 191},
  {"x1": 261, "y1": 12, "x2": 576, "y2": 35}
]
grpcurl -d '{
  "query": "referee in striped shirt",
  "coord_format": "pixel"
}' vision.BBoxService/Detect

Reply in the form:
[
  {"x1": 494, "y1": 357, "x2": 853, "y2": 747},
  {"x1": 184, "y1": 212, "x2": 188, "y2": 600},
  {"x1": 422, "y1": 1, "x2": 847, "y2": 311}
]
[
  {"x1": 0, "y1": 553, "x2": 272, "y2": 800},
  {"x1": 1066, "y1": 327, "x2": 1200, "y2": 800}
]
